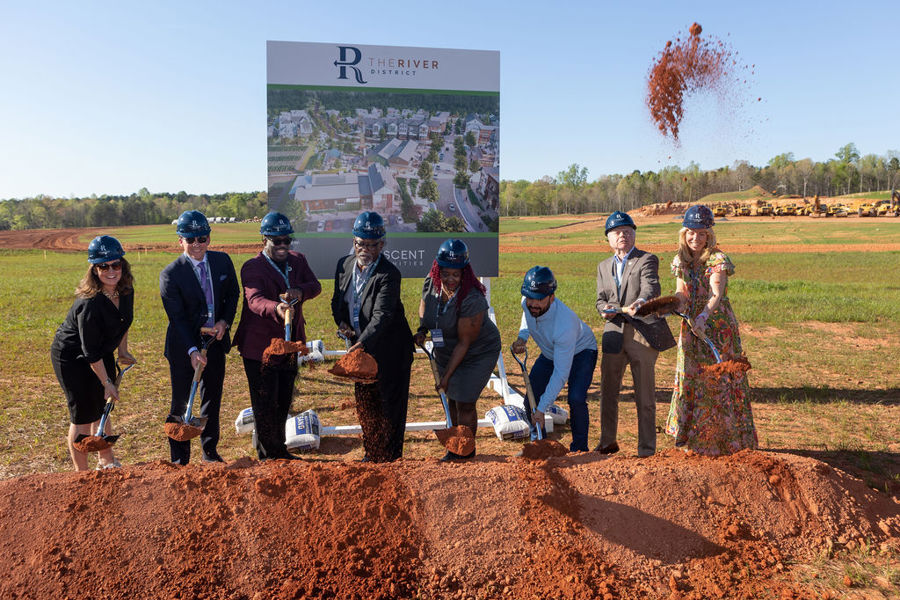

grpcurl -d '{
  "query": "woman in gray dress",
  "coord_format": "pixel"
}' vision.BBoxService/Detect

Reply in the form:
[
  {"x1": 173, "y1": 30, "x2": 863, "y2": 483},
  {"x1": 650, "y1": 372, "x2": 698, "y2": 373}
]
[{"x1": 413, "y1": 239, "x2": 502, "y2": 461}]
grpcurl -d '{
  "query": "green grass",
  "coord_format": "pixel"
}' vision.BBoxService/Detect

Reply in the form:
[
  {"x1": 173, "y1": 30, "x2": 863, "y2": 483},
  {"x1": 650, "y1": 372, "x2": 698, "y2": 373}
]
[{"x1": 1, "y1": 217, "x2": 898, "y2": 487}]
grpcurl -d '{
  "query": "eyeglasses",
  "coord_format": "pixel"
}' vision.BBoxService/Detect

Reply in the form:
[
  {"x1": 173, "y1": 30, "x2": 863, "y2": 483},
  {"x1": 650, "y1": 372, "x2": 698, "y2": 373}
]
[
  {"x1": 267, "y1": 236, "x2": 293, "y2": 246},
  {"x1": 96, "y1": 261, "x2": 123, "y2": 272},
  {"x1": 354, "y1": 239, "x2": 382, "y2": 250},
  {"x1": 183, "y1": 236, "x2": 209, "y2": 245}
]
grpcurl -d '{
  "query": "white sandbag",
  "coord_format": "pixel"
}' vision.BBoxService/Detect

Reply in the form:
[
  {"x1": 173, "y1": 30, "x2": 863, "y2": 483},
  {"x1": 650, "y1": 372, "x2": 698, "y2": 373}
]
[
  {"x1": 485, "y1": 405, "x2": 531, "y2": 440},
  {"x1": 234, "y1": 407, "x2": 255, "y2": 435},
  {"x1": 285, "y1": 409, "x2": 321, "y2": 451},
  {"x1": 547, "y1": 404, "x2": 569, "y2": 425},
  {"x1": 300, "y1": 339, "x2": 325, "y2": 363}
]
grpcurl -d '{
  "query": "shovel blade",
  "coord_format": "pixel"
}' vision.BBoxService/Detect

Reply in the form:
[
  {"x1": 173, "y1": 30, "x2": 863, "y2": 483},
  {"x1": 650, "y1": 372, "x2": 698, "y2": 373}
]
[
  {"x1": 102, "y1": 434, "x2": 120, "y2": 445},
  {"x1": 434, "y1": 425, "x2": 475, "y2": 457}
]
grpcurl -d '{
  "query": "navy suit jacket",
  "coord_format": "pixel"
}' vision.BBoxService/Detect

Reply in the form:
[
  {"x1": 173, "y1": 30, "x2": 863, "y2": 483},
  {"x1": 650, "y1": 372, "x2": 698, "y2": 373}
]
[{"x1": 160, "y1": 251, "x2": 239, "y2": 359}]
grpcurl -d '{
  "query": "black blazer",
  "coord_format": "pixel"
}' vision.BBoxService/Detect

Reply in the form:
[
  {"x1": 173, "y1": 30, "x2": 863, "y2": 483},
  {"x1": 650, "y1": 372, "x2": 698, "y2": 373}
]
[
  {"x1": 160, "y1": 251, "x2": 239, "y2": 358},
  {"x1": 331, "y1": 254, "x2": 413, "y2": 364}
]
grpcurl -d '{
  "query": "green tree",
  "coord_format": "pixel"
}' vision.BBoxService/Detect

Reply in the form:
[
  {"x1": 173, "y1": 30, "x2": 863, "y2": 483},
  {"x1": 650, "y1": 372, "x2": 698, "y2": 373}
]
[
  {"x1": 465, "y1": 131, "x2": 476, "y2": 147},
  {"x1": 418, "y1": 161, "x2": 433, "y2": 181}
]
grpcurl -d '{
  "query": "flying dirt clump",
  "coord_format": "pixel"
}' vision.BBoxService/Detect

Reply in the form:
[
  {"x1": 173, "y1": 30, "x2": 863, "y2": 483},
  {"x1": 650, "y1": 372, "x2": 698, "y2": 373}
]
[
  {"x1": 646, "y1": 22, "x2": 748, "y2": 141},
  {"x1": 328, "y1": 347, "x2": 378, "y2": 382}
]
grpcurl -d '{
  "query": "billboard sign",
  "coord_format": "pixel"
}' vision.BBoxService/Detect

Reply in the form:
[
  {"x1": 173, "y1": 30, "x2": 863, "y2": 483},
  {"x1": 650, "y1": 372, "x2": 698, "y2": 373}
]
[{"x1": 267, "y1": 41, "x2": 500, "y2": 277}]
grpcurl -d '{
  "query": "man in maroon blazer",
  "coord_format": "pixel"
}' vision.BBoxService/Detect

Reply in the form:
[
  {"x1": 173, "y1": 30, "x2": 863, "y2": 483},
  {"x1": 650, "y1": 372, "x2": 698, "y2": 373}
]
[{"x1": 233, "y1": 212, "x2": 321, "y2": 460}]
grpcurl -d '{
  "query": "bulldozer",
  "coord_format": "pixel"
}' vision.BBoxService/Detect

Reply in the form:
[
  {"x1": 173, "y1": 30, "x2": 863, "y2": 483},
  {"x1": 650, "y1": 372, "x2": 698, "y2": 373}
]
[
  {"x1": 757, "y1": 202, "x2": 773, "y2": 216},
  {"x1": 891, "y1": 189, "x2": 900, "y2": 216},
  {"x1": 738, "y1": 204, "x2": 751, "y2": 216},
  {"x1": 713, "y1": 205, "x2": 728, "y2": 218}
]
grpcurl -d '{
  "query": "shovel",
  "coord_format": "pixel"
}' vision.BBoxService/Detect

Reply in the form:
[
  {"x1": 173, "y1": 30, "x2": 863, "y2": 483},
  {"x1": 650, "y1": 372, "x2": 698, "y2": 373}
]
[
  {"x1": 509, "y1": 344, "x2": 544, "y2": 441},
  {"x1": 73, "y1": 360, "x2": 134, "y2": 453},
  {"x1": 262, "y1": 296, "x2": 307, "y2": 366},
  {"x1": 417, "y1": 341, "x2": 475, "y2": 456},
  {"x1": 165, "y1": 327, "x2": 216, "y2": 442},
  {"x1": 635, "y1": 296, "x2": 722, "y2": 363}
]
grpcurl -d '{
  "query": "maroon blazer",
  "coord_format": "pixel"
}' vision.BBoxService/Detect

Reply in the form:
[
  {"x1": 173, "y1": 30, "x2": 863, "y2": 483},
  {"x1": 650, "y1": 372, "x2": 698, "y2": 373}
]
[{"x1": 233, "y1": 251, "x2": 321, "y2": 362}]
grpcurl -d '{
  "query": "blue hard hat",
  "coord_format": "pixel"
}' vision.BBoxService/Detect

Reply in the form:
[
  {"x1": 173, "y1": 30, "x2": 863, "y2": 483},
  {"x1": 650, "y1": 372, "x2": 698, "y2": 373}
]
[
  {"x1": 87, "y1": 235, "x2": 125, "y2": 264},
  {"x1": 176, "y1": 210, "x2": 211, "y2": 237},
  {"x1": 352, "y1": 211, "x2": 385, "y2": 239},
  {"x1": 436, "y1": 239, "x2": 469, "y2": 269},
  {"x1": 260, "y1": 211, "x2": 294, "y2": 236},
  {"x1": 683, "y1": 205, "x2": 715, "y2": 229},
  {"x1": 521, "y1": 266, "x2": 557, "y2": 299},
  {"x1": 604, "y1": 211, "x2": 636, "y2": 235}
]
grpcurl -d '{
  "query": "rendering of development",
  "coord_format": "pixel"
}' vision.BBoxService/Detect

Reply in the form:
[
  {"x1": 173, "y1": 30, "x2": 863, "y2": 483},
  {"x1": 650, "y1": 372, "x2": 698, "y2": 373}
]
[{"x1": 266, "y1": 90, "x2": 499, "y2": 234}]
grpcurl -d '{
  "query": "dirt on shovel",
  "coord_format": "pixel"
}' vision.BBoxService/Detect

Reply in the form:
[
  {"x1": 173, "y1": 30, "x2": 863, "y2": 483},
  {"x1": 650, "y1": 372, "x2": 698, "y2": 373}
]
[
  {"x1": 72, "y1": 436, "x2": 111, "y2": 453},
  {"x1": 435, "y1": 426, "x2": 476, "y2": 456},
  {"x1": 635, "y1": 294, "x2": 681, "y2": 317},
  {"x1": 702, "y1": 355, "x2": 752, "y2": 378},
  {"x1": 328, "y1": 348, "x2": 378, "y2": 383},
  {"x1": 262, "y1": 338, "x2": 308, "y2": 366},
  {"x1": 164, "y1": 421, "x2": 204, "y2": 442}
]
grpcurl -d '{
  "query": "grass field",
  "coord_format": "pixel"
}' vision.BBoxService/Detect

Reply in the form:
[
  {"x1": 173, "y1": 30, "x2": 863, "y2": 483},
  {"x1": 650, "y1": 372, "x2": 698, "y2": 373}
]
[{"x1": 1, "y1": 217, "x2": 898, "y2": 501}]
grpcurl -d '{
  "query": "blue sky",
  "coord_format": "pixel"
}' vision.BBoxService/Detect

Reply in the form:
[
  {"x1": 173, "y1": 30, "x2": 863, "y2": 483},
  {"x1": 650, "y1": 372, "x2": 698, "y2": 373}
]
[{"x1": 1, "y1": 0, "x2": 898, "y2": 198}]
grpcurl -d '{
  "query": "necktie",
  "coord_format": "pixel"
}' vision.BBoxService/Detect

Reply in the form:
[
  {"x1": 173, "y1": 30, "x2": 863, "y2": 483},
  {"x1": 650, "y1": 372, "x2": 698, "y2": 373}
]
[{"x1": 198, "y1": 262, "x2": 214, "y2": 326}]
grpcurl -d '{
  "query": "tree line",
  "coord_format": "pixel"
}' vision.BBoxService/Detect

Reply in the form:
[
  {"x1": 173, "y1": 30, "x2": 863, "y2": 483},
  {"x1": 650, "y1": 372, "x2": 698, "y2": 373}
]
[
  {"x1": 0, "y1": 189, "x2": 268, "y2": 231},
  {"x1": 502, "y1": 144, "x2": 900, "y2": 216}
]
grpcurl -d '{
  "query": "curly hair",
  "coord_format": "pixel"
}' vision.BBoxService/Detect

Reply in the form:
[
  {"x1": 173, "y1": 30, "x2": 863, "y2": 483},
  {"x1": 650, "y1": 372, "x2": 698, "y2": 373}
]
[
  {"x1": 677, "y1": 227, "x2": 718, "y2": 267},
  {"x1": 427, "y1": 260, "x2": 485, "y2": 304},
  {"x1": 75, "y1": 259, "x2": 135, "y2": 299}
]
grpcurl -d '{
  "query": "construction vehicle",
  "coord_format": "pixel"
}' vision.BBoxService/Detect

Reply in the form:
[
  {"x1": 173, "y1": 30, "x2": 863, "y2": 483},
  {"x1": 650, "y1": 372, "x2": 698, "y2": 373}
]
[
  {"x1": 857, "y1": 203, "x2": 876, "y2": 217},
  {"x1": 833, "y1": 204, "x2": 849, "y2": 217},
  {"x1": 738, "y1": 204, "x2": 751, "y2": 216},
  {"x1": 891, "y1": 189, "x2": 900, "y2": 216},
  {"x1": 713, "y1": 205, "x2": 728, "y2": 218},
  {"x1": 875, "y1": 200, "x2": 891, "y2": 217},
  {"x1": 757, "y1": 202, "x2": 773, "y2": 216}
]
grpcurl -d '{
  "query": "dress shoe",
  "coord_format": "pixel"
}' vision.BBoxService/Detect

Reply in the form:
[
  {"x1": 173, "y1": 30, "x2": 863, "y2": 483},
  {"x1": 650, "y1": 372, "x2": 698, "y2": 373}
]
[
  {"x1": 595, "y1": 442, "x2": 620, "y2": 455},
  {"x1": 266, "y1": 452, "x2": 301, "y2": 461},
  {"x1": 201, "y1": 451, "x2": 225, "y2": 463},
  {"x1": 439, "y1": 448, "x2": 475, "y2": 462}
]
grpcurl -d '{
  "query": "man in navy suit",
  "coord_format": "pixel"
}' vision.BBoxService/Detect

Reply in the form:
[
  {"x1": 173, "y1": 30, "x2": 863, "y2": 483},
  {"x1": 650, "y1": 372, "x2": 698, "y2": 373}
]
[{"x1": 160, "y1": 210, "x2": 239, "y2": 464}]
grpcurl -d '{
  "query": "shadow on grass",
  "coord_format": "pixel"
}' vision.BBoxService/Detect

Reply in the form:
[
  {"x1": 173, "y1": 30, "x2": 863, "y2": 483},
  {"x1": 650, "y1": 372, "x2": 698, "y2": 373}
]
[{"x1": 614, "y1": 387, "x2": 900, "y2": 406}]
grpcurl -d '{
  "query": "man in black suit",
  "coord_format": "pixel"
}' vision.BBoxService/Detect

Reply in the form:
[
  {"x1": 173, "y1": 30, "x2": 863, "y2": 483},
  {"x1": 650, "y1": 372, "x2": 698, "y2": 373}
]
[
  {"x1": 332, "y1": 211, "x2": 414, "y2": 462},
  {"x1": 160, "y1": 210, "x2": 239, "y2": 464}
]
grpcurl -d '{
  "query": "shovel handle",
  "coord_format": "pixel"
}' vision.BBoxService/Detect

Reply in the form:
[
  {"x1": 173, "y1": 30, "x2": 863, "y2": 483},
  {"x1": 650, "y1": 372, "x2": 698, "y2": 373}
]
[
  {"x1": 674, "y1": 312, "x2": 722, "y2": 364},
  {"x1": 510, "y1": 344, "x2": 543, "y2": 440},
  {"x1": 418, "y1": 342, "x2": 453, "y2": 428},
  {"x1": 96, "y1": 397, "x2": 115, "y2": 437}
]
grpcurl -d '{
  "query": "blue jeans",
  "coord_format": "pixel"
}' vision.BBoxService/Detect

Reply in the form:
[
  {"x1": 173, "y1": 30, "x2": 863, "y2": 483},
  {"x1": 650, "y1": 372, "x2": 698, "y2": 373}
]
[{"x1": 528, "y1": 348, "x2": 598, "y2": 451}]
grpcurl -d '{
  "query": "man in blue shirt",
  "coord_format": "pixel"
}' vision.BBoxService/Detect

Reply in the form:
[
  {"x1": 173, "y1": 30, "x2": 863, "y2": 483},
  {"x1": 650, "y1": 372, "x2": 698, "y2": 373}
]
[{"x1": 512, "y1": 266, "x2": 598, "y2": 451}]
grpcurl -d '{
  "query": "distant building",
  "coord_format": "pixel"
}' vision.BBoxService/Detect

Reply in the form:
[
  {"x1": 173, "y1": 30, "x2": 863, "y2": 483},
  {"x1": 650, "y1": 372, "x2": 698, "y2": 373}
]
[
  {"x1": 478, "y1": 167, "x2": 500, "y2": 211},
  {"x1": 291, "y1": 163, "x2": 397, "y2": 214}
]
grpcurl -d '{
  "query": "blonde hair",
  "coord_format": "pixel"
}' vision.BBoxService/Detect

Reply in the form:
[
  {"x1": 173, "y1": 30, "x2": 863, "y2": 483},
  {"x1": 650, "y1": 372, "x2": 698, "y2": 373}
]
[
  {"x1": 75, "y1": 259, "x2": 135, "y2": 299},
  {"x1": 677, "y1": 227, "x2": 718, "y2": 267}
]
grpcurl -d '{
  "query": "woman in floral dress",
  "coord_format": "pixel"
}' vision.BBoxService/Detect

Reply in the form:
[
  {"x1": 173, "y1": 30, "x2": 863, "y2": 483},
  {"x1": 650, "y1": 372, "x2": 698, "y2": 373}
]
[{"x1": 665, "y1": 205, "x2": 757, "y2": 455}]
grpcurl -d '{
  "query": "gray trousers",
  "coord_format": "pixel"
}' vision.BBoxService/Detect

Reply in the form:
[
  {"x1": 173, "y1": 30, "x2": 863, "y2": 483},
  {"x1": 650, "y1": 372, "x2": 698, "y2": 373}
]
[{"x1": 600, "y1": 323, "x2": 659, "y2": 457}]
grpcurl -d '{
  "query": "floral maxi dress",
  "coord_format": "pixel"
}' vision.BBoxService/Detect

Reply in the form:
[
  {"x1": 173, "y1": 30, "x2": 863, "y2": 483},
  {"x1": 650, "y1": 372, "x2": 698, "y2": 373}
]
[{"x1": 665, "y1": 251, "x2": 758, "y2": 455}]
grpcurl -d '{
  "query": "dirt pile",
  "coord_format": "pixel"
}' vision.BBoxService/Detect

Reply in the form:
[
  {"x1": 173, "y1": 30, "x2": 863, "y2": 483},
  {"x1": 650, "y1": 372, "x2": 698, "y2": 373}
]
[
  {"x1": 71, "y1": 435, "x2": 111, "y2": 453},
  {"x1": 1, "y1": 450, "x2": 896, "y2": 599},
  {"x1": 328, "y1": 348, "x2": 378, "y2": 383},
  {"x1": 164, "y1": 420, "x2": 203, "y2": 442},
  {"x1": 647, "y1": 22, "x2": 749, "y2": 141}
]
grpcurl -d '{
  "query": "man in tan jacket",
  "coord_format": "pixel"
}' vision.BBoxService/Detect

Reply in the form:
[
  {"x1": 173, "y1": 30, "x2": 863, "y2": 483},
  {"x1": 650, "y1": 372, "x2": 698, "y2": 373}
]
[{"x1": 595, "y1": 211, "x2": 675, "y2": 457}]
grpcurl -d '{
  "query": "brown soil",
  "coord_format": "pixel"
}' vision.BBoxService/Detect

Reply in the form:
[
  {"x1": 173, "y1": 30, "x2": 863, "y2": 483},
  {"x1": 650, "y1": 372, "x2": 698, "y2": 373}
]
[
  {"x1": 702, "y1": 356, "x2": 752, "y2": 378},
  {"x1": 646, "y1": 22, "x2": 741, "y2": 141},
  {"x1": 164, "y1": 421, "x2": 203, "y2": 442},
  {"x1": 328, "y1": 348, "x2": 378, "y2": 382},
  {"x1": 71, "y1": 436, "x2": 111, "y2": 453},
  {"x1": 1, "y1": 451, "x2": 896, "y2": 599},
  {"x1": 435, "y1": 426, "x2": 476, "y2": 456},
  {"x1": 520, "y1": 438, "x2": 569, "y2": 460},
  {"x1": 262, "y1": 338, "x2": 309, "y2": 366}
]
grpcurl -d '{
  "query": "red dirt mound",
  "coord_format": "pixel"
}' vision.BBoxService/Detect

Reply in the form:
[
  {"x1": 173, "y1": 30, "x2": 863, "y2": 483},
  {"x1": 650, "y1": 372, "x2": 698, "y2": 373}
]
[
  {"x1": 435, "y1": 425, "x2": 476, "y2": 456},
  {"x1": 164, "y1": 421, "x2": 203, "y2": 442},
  {"x1": 3, "y1": 451, "x2": 894, "y2": 598}
]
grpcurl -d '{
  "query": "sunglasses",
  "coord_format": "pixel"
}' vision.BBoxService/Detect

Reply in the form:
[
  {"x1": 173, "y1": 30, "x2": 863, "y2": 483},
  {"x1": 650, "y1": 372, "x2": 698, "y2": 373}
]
[
  {"x1": 354, "y1": 239, "x2": 382, "y2": 250},
  {"x1": 183, "y1": 236, "x2": 209, "y2": 245},
  {"x1": 268, "y1": 236, "x2": 293, "y2": 246},
  {"x1": 96, "y1": 261, "x2": 123, "y2": 272}
]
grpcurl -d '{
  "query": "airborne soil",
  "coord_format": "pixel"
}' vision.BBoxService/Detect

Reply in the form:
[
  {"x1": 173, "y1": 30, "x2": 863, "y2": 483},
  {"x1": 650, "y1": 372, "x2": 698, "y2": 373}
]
[{"x1": 0, "y1": 450, "x2": 897, "y2": 599}]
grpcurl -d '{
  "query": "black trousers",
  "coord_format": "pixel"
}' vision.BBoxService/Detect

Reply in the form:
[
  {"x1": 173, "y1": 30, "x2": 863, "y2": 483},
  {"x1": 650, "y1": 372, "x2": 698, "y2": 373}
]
[
  {"x1": 167, "y1": 343, "x2": 225, "y2": 465},
  {"x1": 243, "y1": 357, "x2": 297, "y2": 460},
  {"x1": 355, "y1": 353, "x2": 412, "y2": 462}
]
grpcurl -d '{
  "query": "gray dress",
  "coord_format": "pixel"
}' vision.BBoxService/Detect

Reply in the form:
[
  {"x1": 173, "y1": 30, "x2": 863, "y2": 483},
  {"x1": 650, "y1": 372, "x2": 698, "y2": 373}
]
[{"x1": 420, "y1": 277, "x2": 502, "y2": 403}]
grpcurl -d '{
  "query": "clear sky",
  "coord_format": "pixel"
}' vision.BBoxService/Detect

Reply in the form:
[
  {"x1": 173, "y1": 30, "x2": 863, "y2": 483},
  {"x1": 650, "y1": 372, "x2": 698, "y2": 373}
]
[{"x1": 1, "y1": 0, "x2": 898, "y2": 199}]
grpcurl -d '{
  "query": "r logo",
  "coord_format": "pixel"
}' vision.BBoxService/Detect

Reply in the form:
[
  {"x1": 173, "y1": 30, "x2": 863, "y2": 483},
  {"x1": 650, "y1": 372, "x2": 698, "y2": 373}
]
[{"x1": 334, "y1": 46, "x2": 367, "y2": 84}]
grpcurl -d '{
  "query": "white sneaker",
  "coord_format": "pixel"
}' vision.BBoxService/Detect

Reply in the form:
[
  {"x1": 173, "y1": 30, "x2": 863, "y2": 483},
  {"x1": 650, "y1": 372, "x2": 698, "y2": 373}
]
[{"x1": 96, "y1": 459, "x2": 122, "y2": 470}]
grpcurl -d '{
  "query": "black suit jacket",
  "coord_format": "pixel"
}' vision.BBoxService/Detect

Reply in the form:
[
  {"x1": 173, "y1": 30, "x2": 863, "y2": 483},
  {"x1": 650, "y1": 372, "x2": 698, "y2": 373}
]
[
  {"x1": 160, "y1": 251, "x2": 240, "y2": 359},
  {"x1": 331, "y1": 254, "x2": 413, "y2": 365}
]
